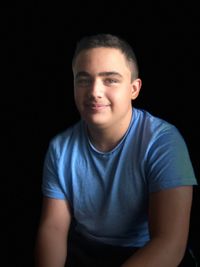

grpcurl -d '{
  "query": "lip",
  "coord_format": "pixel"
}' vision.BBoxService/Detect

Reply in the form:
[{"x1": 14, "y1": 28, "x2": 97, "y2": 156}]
[{"x1": 85, "y1": 103, "x2": 110, "y2": 111}]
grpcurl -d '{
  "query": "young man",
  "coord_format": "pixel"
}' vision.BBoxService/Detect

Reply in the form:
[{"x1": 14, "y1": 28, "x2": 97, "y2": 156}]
[{"x1": 35, "y1": 34, "x2": 197, "y2": 267}]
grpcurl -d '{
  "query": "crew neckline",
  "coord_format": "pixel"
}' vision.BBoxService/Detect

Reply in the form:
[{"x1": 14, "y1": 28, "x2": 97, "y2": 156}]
[{"x1": 84, "y1": 108, "x2": 135, "y2": 156}]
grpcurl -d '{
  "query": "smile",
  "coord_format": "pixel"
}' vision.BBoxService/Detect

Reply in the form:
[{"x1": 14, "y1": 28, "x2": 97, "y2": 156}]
[{"x1": 85, "y1": 103, "x2": 110, "y2": 111}]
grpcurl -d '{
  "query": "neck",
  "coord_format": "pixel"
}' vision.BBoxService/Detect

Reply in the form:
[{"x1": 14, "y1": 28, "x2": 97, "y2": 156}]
[{"x1": 86, "y1": 109, "x2": 133, "y2": 152}]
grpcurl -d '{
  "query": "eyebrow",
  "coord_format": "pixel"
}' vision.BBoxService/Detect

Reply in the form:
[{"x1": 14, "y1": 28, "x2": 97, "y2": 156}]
[{"x1": 75, "y1": 71, "x2": 123, "y2": 79}]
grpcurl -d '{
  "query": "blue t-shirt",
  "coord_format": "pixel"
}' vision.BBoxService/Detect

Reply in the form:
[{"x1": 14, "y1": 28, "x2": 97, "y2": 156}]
[{"x1": 42, "y1": 108, "x2": 197, "y2": 247}]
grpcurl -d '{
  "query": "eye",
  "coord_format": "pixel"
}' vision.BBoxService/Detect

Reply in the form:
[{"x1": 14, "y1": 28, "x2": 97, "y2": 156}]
[
  {"x1": 104, "y1": 78, "x2": 119, "y2": 85},
  {"x1": 75, "y1": 78, "x2": 92, "y2": 87}
]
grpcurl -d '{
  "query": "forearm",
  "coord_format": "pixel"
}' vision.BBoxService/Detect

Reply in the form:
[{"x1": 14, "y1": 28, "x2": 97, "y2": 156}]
[
  {"x1": 121, "y1": 237, "x2": 185, "y2": 267},
  {"x1": 35, "y1": 225, "x2": 68, "y2": 267}
]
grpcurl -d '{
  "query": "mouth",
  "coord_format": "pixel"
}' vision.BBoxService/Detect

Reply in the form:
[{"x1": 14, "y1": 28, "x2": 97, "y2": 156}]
[{"x1": 85, "y1": 103, "x2": 110, "y2": 111}]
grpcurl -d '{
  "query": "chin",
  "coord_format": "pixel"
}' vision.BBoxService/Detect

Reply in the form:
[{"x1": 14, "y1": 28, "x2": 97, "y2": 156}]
[{"x1": 84, "y1": 116, "x2": 108, "y2": 128}]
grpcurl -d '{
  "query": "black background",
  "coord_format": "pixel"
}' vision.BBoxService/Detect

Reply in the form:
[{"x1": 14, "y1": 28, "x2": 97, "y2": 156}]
[{"x1": 2, "y1": 2, "x2": 200, "y2": 266}]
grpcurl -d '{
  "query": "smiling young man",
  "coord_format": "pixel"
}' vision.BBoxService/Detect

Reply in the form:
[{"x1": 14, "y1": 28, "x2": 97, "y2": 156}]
[{"x1": 35, "y1": 34, "x2": 197, "y2": 267}]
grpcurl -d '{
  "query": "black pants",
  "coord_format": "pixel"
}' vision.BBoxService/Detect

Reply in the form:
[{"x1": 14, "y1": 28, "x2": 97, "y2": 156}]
[
  {"x1": 65, "y1": 231, "x2": 138, "y2": 267},
  {"x1": 65, "y1": 230, "x2": 197, "y2": 267}
]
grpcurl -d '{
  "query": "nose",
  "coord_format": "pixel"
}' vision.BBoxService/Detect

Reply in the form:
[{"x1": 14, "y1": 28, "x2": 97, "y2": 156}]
[{"x1": 88, "y1": 79, "x2": 103, "y2": 99}]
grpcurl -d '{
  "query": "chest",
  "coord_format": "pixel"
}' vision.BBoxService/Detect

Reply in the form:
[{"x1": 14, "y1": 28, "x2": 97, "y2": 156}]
[{"x1": 69, "y1": 152, "x2": 148, "y2": 221}]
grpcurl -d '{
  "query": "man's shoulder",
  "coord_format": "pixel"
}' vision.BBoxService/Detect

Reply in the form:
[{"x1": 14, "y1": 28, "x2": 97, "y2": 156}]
[{"x1": 133, "y1": 108, "x2": 178, "y2": 137}]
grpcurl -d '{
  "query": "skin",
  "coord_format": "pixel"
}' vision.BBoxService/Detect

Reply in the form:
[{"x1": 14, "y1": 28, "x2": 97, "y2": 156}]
[
  {"x1": 73, "y1": 47, "x2": 142, "y2": 152},
  {"x1": 35, "y1": 47, "x2": 193, "y2": 267},
  {"x1": 35, "y1": 198, "x2": 71, "y2": 267}
]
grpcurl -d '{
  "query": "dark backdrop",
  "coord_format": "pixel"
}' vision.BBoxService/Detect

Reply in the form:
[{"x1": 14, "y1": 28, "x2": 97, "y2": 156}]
[{"x1": 2, "y1": 2, "x2": 199, "y2": 266}]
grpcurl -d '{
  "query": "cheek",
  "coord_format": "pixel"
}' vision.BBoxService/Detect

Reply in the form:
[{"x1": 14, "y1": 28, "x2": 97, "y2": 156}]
[
  {"x1": 108, "y1": 87, "x2": 131, "y2": 101},
  {"x1": 74, "y1": 90, "x2": 81, "y2": 105},
  {"x1": 74, "y1": 88, "x2": 83, "y2": 100},
  {"x1": 74, "y1": 90, "x2": 86, "y2": 111}
]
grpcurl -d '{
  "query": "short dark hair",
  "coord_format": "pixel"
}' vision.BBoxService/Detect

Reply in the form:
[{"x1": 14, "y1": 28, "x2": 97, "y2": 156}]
[{"x1": 72, "y1": 33, "x2": 139, "y2": 80}]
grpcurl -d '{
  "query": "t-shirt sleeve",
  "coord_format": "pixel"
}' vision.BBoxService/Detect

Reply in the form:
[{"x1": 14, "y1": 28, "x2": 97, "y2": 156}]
[
  {"x1": 147, "y1": 126, "x2": 198, "y2": 193},
  {"x1": 42, "y1": 140, "x2": 67, "y2": 200}
]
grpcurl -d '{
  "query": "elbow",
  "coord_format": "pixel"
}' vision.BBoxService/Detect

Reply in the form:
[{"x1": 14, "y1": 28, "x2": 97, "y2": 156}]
[
  {"x1": 164, "y1": 237, "x2": 188, "y2": 266},
  {"x1": 175, "y1": 241, "x2": 188, "y2": 265},
  {"x1": 150, "y1": 235, "x2": 189, "y2": 266}
]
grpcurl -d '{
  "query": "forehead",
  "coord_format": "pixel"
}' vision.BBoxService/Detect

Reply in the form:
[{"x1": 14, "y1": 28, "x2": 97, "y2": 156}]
[{"x1": 73, "y1": 47, "x2": 131, "y2": 75}]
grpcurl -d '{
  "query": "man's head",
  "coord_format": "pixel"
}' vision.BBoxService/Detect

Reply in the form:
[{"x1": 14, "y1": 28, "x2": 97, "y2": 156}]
[
  {"x1": 72, "y1": 34, "x2": 142, "y2": 130},
  {"x1": 72, "y1": 33, "x2": 139, "y2": 81}
]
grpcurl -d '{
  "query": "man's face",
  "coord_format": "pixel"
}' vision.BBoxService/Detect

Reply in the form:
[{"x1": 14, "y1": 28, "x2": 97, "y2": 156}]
[{"x1": 73, "y1": 47, "x2": 140, "y2": 130}]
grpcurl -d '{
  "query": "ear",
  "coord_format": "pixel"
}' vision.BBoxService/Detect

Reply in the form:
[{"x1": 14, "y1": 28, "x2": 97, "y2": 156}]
[{"x1": 131, "y1": 78, "x2": 142, "y2": 100}]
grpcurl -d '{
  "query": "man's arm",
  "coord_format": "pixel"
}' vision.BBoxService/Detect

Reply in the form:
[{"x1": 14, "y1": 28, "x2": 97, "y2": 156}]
[
  {"x1": 35, "y1": 197, "x2": 72, "y2": 267},
  {"x1": 121, "y1": 186, "x2": 193, "y2": 267}
]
